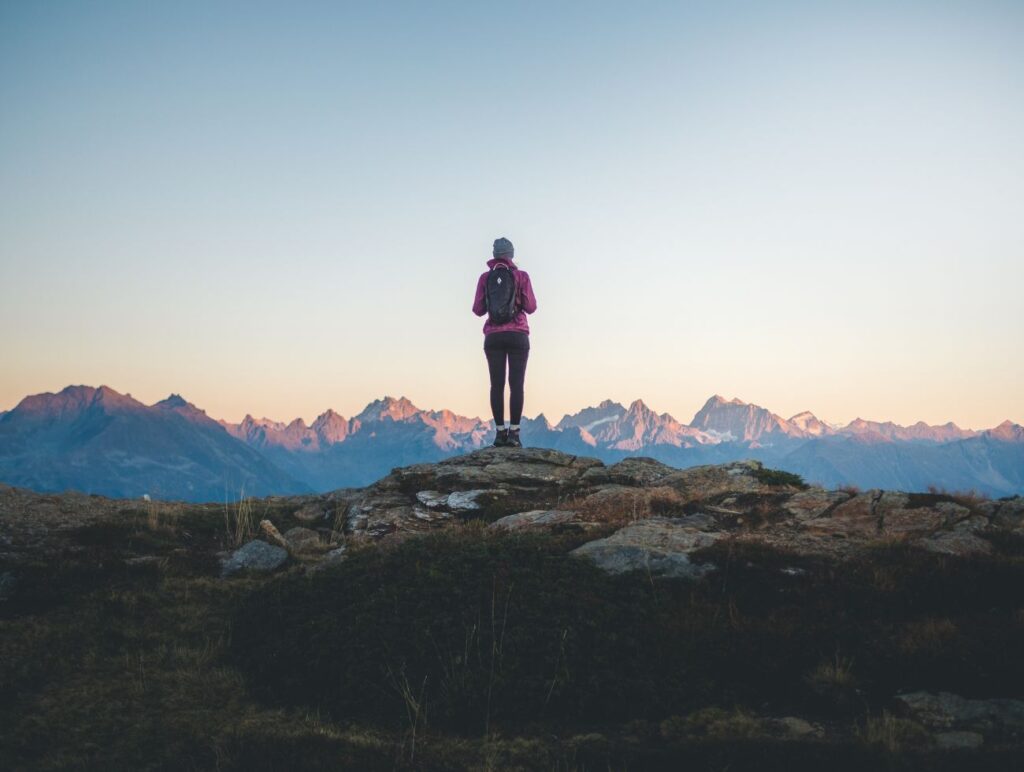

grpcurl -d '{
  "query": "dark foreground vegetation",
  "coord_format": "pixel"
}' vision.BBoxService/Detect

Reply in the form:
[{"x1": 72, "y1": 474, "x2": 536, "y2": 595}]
[{"x1": 2, "y1": 497, "x2": 1023, "y2": 769}]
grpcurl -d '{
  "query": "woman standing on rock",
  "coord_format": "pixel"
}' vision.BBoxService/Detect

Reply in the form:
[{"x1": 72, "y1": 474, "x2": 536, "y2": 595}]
[{"x1": 472, "y1": 237, "x2": 537, "y2": 448}]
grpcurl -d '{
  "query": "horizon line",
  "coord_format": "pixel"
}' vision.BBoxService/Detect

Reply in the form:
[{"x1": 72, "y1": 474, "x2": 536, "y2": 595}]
[{"x1": 2, "y1": 382, "x2": 1018, "y2": 434}]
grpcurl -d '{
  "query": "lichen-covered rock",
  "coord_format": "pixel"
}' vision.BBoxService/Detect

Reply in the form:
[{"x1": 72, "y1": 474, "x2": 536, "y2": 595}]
[
  {"x1": 283, "y1": 526, "x2": 322, "y2": 553},
  {"x1": 881, "y1": 504, "x2": 945, "y2": 536},
  {"x1": 582, "y1": 457, "x2": 676, "y2": 487},
  {"x1": 259, "y1": 519, "x2": 288, "y2": 548},
  {"x1": 783, "y1": 489, "x2": 850, "y2": 521},
  {"x1": 412, "y1": 507, "x2": 451, "y2": 523},
  {"x1": 658, "y1": 460, "x2": 770, "y2": 502},
  {"x1": 488, "y1": 510, "x2": 578, "y2": 531},
  {"x1": 220, "y1": 540, "x2": 288, "y2": 577},
  {"x1": 416, "y1": 488, "x2": 502, "y2": 511},
  {"x1": 876, "y1": 498, "x2": 973, "y2": 539},
  {"x1": 989, "y1": 497, "x2": 1024, "y2": 531},
  {"x1": 342, "y1": 491, "x2": 414, "y2": 535},
  {"x1": 572, "y1": 517, "x2": 721, "y2": 579},
  {"x1": 447, "y1": 489, "x2": 499, "y2": 510},
  {"x1": 919, "y1": 531, "x2": 992, "y2": 556},
  {"x1": 805, "y1": 492, "x2": 880, "y2": 537},
  {"x1": 415, "y1": 490, "x2": 449, "y2": 508}
]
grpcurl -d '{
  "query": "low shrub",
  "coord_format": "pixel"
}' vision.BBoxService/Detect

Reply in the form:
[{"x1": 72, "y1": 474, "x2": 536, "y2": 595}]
[
  {"x1": 860, "y1": 711, "x2": 931, "y2": 753},
  {"x1": 753, "y1": 467, "x2": 809, "y2": 489}
]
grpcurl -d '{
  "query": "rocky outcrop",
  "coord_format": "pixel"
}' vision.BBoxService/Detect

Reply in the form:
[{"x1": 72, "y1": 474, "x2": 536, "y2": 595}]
[
  {"x1": 330, "y1": 448, "x2": 603, "y2": 537},
  {"x1": 246, "y1": 447, "x2": 1020, "y2": 576}
]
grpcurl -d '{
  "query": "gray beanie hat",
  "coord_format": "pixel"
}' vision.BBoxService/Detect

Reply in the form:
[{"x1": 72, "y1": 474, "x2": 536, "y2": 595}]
[{"x1": 493, "y1": 237, "x2": 514, "y2": 258}]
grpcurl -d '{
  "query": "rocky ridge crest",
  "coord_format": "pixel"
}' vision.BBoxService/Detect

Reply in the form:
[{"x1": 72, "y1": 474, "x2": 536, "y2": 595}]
[{"x1": 276, "y1": 447, "x2": 1023, "y2": 575}]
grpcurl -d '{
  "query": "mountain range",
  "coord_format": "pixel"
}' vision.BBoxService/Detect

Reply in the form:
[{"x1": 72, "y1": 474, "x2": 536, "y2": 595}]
[{"x1": 0, "y1": 385, "x2": 1021, "y2": 501}]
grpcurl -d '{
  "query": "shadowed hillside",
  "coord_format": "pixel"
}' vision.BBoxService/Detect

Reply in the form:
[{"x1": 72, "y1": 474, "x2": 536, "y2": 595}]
[{"x1": 2, "y1": 448, "x2": 1022, "y2": 769}]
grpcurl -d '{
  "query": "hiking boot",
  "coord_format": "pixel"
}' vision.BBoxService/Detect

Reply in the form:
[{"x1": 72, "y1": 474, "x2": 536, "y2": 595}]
[
  {"x1": 493, "y1": 428, "x2": 509, "y2": 447},
  {"x1": 507, "y1": 428, "x2": 522, "y2": 448}
]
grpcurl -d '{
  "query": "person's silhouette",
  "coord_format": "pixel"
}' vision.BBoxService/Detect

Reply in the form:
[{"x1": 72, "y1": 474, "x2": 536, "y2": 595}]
[{"x1": 472, "y1": 237, "x2": 537, "y2": 447}]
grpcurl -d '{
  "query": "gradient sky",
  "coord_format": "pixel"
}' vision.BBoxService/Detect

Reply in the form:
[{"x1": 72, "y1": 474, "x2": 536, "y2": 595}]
[{"x1": 2, "y1": 1, "x2": 1022, "y2": 429}]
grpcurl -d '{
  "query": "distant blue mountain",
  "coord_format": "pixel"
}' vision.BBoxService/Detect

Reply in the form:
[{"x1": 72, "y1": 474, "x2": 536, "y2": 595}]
[
  {"x1": 1, "y1": 386, "x2": 1021, "y2": 500},
  {"x1": 0, "y1": 386, "x2": 309, "y2": 501}
]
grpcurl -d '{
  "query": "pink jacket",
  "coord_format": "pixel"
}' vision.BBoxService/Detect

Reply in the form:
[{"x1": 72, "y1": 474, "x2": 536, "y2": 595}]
[{"x1": 472, "y1": 257, "x2": 537, "y2": 335}]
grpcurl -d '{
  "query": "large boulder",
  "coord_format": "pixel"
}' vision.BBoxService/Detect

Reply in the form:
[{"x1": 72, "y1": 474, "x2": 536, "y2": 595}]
[{"x1": 572, "y1": 516, "x2": 721, "y2": 579}]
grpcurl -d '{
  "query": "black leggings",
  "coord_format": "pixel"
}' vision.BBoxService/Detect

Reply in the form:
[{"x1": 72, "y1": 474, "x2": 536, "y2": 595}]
[{"x1": 484, "y1": 332, "x2": 530, "y2": 426}]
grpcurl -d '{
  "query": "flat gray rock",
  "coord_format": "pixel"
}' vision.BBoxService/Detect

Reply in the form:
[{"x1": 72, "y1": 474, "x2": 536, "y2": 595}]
[
  {"x1": 784, "y1": 489, "x2": 850, "y2": 521},
  {"x1": 447, "y1": 489, "x2": 496, "y2": 510},
  {"x1": 220, "y1": 540, "x2": 289, "y2": 577},
  {"x1": 415, "y1": 490, "x2": 449, "y2": 508},
  {"x1": 919, "y1": 531, "x2": 992, "y2": 556},
  {"x1": 571, "y1": 517, "x2": 721, "y2": 579},
  {"x1": 416, "y1": 489, "x2": 502, "y2": 511},
  {"x1": 489, "y1": 509, "x2": 577, "y2": 531}
]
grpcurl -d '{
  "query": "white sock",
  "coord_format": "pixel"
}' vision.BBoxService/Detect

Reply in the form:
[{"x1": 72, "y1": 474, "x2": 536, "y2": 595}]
[{"x1": 510, "y1": 424, "x2": 520, "y2": 431}]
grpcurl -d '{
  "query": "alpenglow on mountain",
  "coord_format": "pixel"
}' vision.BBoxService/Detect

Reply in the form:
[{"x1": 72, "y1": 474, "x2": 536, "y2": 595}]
[{"x1": 0, "y1": 386, "x2": 1021, "y2": 501}]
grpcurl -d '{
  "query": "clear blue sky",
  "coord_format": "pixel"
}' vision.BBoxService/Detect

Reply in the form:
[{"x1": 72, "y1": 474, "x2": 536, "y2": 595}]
[{"x1": 2, "y1": 1, "x2": 1022, "y2": 428}]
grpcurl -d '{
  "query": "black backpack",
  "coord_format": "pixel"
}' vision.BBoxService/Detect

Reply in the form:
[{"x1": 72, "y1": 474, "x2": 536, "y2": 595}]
[{"x1": 485, "y1": 264, "x2": 518, "y2": 324}]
